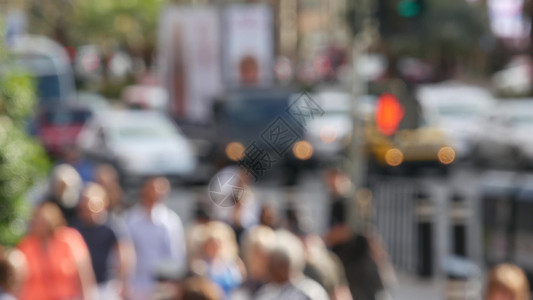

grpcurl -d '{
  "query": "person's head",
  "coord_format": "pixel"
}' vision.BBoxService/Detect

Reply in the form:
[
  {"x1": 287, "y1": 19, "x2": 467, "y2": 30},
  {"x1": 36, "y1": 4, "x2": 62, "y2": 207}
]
[
  {"x1": 0, "y1": 247, "x2": 15, "y2": 293},
  {"x1": 268, "y1": 248, "x2": 291, "y2": 284},
  {"x1": 78, "y1": 183, "x2": 109, "y2": 225},
  {"x1": 31, "y1": 202, "x2": 66, "y2": 239},
  {"x1": 50, "y1": 164, "x2": 82, "y2": 208},
  {"x1": 241, "y1": 225, "x2": 276, "y2": 281},
  {"x1": 193, "y1": 221, "x2": 238, "y2": 263},
  {"x1": 95, "y1": 164, "x2": 120, "y2": 187},
  {"x1": 62, "y1": 144, "x2": 82, "y2": 163},
  {"x1": 179, "y1": 275, "x2": 223, "y2": 300},
  {"x1": 266, "y1": 229, "x2": 306, "y2": 284},
  {"x1": 194, "y1": 201, "x2": 212, "y2": 224},
  {"x1": 486, "y1": 264, "x2": 530, "y2": 300},
  {"x1": 238, "y1": 55, "x2": 259, "y2": 86},
  {"x1": 95, "y1": 164, "x2": 123, "y2": 211},
  {"x1": 324, "y1": 168, "x2": 351, "y2": 197},
  {"x1": 141, "y1": 177, "x2": 170, "y2": 209},
  {"x1": 259, "y1": 203, "x2": 279, "y2": 229},
  {"x1": 284, "y1": 202, "x2": 309, "y2": 236}
]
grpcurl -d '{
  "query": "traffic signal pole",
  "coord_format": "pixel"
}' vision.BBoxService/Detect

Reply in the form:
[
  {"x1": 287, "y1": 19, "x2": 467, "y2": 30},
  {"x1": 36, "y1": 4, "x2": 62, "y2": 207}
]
[{"x1": 347, "y1": 0, "x2": 378, "y2": 231}]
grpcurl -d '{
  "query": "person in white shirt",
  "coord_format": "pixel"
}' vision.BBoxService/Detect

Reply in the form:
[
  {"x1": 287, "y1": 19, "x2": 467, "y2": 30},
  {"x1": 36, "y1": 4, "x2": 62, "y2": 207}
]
[{"x1": 125, "y1": 177, "x2": 186, "y2": 299}]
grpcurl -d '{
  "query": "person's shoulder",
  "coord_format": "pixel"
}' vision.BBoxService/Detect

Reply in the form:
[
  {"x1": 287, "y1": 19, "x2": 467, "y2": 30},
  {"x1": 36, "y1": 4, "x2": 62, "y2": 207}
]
[
  {"x1": 156, "y1": 203, "x2": 182, "y2": 223},
  {"x1": 55, "y1": 227, "x2": 87, "y2": 247},
  {"x1": 17, "y1": 235, "x2": 38, "y2": 251},
  {"x1": 294, "y1": 277, "x2": 329, "y2": 300},
  {"x1": 256, "y1": 283, "x2": 311, "y2": 300},
  {"x1": 56, "y1": 226, "x2": 82, "y2": 239},
  {"x1": 124, "y1": 204, "x2": 145, "y2": 222}
]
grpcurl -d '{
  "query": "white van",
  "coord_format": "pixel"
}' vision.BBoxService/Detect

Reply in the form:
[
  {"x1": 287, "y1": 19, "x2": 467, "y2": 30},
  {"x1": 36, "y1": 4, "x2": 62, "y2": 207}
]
[{"x1": 6, "y1": 35, "x2": 75, "y2": 107}]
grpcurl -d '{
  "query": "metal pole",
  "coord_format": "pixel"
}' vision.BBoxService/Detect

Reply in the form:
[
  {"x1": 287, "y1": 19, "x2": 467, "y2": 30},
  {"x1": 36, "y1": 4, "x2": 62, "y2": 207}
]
[{"x1": 348, "y1": 0, "x2": 376, "y2": 231}]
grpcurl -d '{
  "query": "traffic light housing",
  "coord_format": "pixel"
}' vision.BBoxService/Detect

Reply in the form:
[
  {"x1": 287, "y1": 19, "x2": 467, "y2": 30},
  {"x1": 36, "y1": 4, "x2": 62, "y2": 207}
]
[
  {"x1": 397, "y1": 0, "x2": 425, "y2": 18},
  {"x1": 375, "y1": 93, "x2": 405, "y2": 136}
]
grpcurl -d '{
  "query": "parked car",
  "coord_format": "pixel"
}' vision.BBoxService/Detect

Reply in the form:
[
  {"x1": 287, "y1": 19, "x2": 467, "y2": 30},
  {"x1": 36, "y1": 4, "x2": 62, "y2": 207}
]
[
  {"x1": 36, "y1": 103, "x2": 97, "y2": 157},
  {"x1": 418, "y1": 83, "x2": 495, "y2": 159},
  {"x1": 473, "y1": 100, "x2": 533, "y2": 168},
  {"x1": 76, "y1": 91, "x2": 111, "y2": 112},
  {"x1": 77, "y1": 110, "x2": 197, "y2": 184}
]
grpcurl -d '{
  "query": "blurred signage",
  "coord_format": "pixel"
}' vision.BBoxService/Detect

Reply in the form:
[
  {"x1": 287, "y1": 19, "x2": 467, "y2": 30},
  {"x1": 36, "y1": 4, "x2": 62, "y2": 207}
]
[
  {"x1": 158, "y1": 7, "x2": 222, "y2": 123},
  {"x1": 222, "y1": 4, "x2": 274, "y2": 88},
  {"x1": 488, "y1": 0, "x2": 531, "y2": 40}
]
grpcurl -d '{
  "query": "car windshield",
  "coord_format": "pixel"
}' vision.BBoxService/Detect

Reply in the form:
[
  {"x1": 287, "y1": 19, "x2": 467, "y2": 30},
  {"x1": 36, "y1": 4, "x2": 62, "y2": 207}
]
[
  {"x1": 13, "y1": 55, "x2": 64, "y2": 102},
  {"x1": 36, "y1": 74, "x2": 62, "y2": 102},
  {"x1": 111, "y1": 119, "x2": 176, "y2": 141},
  {"x1": 220, "y1": 98, "x2": 287, "y2": 128},
  {"x1": 510, "y1": 114, "x2": 533, "y2": 127},
  {"x1": 437, "y1": 105, "x2": 479, "y2": 118}
]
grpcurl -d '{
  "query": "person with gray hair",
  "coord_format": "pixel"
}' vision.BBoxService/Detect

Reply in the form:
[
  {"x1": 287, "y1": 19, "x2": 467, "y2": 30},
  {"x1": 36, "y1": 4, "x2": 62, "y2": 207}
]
[
  {"x1": 255, "y1": 230, "x2": 328, "y2": 300},
  {"x1": 45, "y1": 164, "x2": 83, "y2": 225}
]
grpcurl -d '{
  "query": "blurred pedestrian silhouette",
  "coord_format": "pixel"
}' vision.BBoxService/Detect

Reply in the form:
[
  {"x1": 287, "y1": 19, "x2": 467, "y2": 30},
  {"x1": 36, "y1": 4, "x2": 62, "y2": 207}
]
[
  {"x1": 255, "y1": 229, "x2": 328, "y2": 300},
  {"x1": 17, "y1": 202, "x2": 97, "y2": 300},
  {"x1": 231, "y1": 225, "x2": 276, "y2": 299},
  {"x1": 486, "y1": 264, "x2": 530, "y2": 300},
  {"x1": 61, "y1": 145, "x2": 95, "y2": 183},
  {"x1": 45, "y1": 164, "x2": 83, "y2": 225},
  {"x1": 189, "y1": 221, "x2": 245, "y2": 298},
  {"x1": 324, "y1": 168, "x2": 395, "y2": 300},
  {"x1": 179, "y1": 275, "x2": 223, "y2": 300},
  {"x1": 73, "y1": 183, "x2": 133, "y2": 299},
  {"x1": 0, "y1": 247, "x2": 19, "y2": 300},
  {"x1": 95, "y1": 164, "x2": 124, "y2": 214},
  {"x1": 126, "y1": 177, "x2": 186, "y2": 299}
]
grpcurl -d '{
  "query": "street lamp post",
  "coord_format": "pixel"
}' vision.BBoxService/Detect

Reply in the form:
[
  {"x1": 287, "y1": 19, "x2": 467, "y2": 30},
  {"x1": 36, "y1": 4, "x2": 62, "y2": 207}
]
[{"x1": 347, "y1": 0, "x2": 378, "y2": 231}]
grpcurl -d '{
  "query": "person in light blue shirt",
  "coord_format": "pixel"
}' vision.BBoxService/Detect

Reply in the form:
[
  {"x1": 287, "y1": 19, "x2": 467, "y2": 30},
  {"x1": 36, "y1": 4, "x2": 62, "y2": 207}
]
[{"x1": 125, "y1": 177, "x2": 186, "y2": 299}]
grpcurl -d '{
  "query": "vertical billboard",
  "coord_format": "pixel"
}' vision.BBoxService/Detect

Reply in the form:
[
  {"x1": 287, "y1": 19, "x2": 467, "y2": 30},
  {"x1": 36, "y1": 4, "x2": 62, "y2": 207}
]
[
  {"x1": 158, "y1": 7, "x2": 222, "y2": 123},
  {"x1": 488, "y1": 0, "x2": 531, "y2": 40},
  {"x1": 222, "y1": 4, "x2": 275, "y2": 88}
]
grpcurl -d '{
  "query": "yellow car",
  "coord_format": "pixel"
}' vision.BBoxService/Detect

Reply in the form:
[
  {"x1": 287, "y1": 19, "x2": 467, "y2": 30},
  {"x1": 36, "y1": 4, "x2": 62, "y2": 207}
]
[{"x1": 365, "y1": 119, "x2": 455, "y2": 173}]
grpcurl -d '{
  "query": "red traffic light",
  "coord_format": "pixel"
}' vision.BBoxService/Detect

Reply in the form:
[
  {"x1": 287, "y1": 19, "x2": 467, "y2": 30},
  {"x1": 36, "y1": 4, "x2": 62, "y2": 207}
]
[{"x1": 375, "y1": 93, "x2": 405, "y2": 136}]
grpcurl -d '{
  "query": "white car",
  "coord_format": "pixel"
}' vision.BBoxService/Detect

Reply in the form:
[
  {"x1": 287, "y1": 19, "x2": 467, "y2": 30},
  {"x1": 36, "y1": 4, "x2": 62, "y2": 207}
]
[
  {"x1": 305, "y1": 90, "x2": 354, "y2": 162},
  {"x1": 473, "y1": 100, "x2": 533, "y2": 167},
  {"x1": 418, "y1": 83, "x2": 495, "y2": 159},
  {"x1": 78, "y1": 110, "x2": 197, "y2": 183}
]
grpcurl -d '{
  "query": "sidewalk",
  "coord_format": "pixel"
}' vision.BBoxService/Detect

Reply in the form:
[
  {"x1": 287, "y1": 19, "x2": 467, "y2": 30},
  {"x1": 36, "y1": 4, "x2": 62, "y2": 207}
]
[{"x1": 389, "y1": 273, "x2": 443, "y2": 300}]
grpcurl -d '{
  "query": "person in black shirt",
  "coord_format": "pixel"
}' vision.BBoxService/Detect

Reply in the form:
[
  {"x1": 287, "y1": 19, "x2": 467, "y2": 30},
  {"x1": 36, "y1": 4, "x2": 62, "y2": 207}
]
[
  {"x1": 324, "y1": 168, "x2": 351, "y2": 253},
  {"x1": 323, "y1": 168, "x2": 393, "y2": 300},
  {"x1": 73, "y1": 183, "x2": 130, "y2": 299}
]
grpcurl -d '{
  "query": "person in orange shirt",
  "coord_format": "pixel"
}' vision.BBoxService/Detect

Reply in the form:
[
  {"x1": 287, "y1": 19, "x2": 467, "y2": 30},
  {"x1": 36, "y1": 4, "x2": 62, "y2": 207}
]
[{"x1": 17, "y1": 202, "x2": 97, "y2": 300}]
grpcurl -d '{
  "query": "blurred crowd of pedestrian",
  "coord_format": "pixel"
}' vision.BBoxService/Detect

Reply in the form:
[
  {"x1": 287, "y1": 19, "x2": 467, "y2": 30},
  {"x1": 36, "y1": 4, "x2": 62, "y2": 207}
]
[{"x1": 0, "y1": 149, "x2": 531, "y2": 300}]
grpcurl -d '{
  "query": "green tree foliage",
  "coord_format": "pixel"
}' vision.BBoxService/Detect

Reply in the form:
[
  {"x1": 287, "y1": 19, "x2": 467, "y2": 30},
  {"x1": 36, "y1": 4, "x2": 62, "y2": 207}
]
[
  {"x1": 0, "y1": 24, "x2": 50, "y2": 245},
  {"x1": 71, "y1": 0, "x2": 165, "y2": 63}
]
